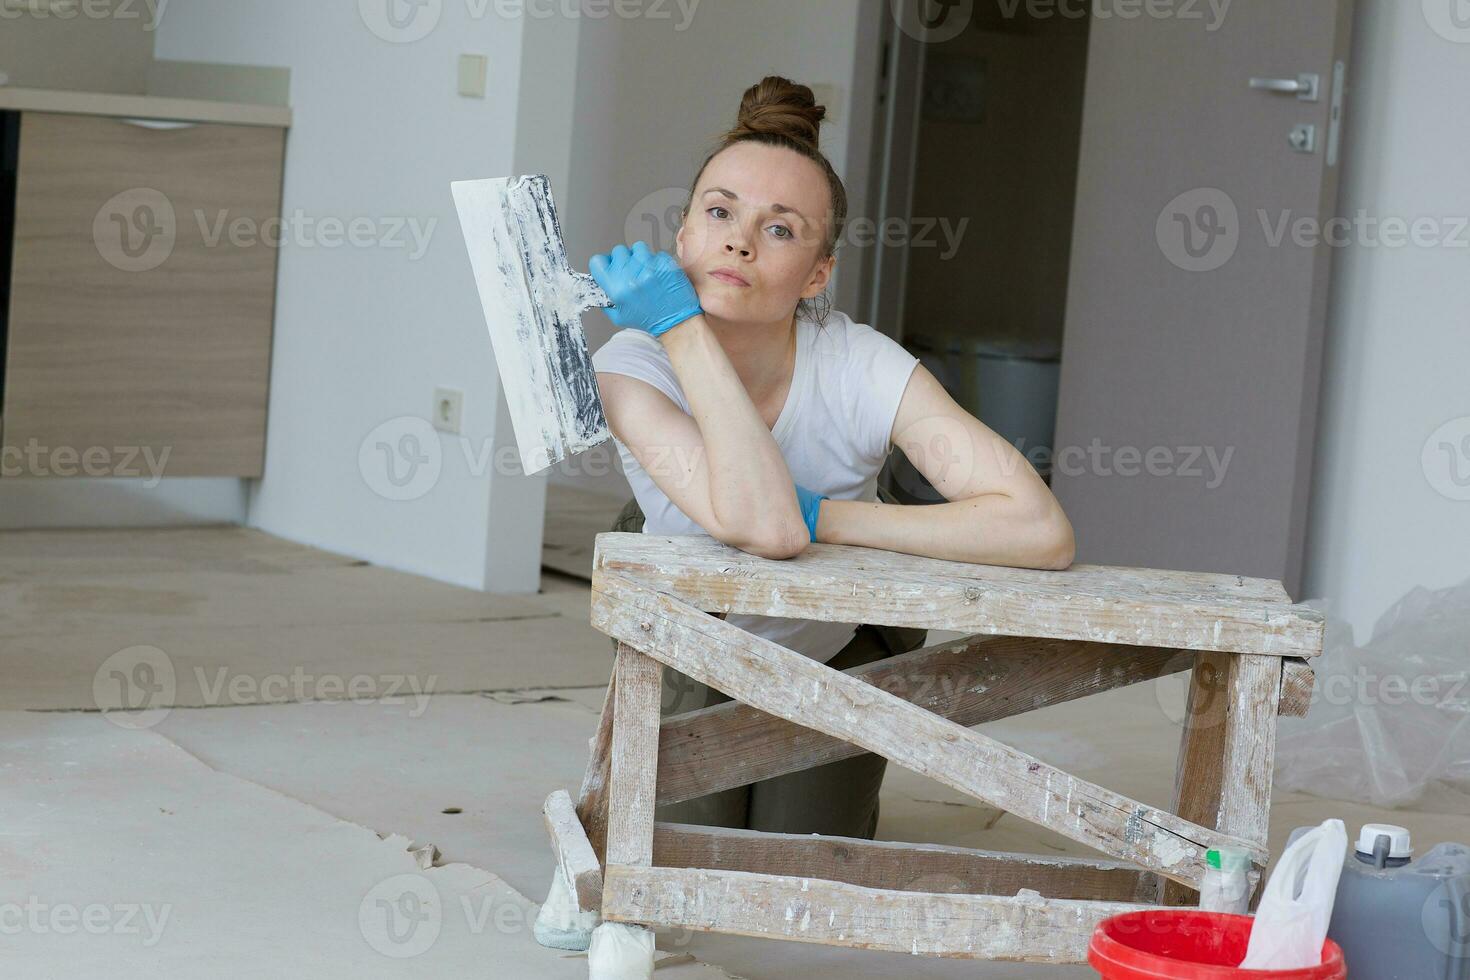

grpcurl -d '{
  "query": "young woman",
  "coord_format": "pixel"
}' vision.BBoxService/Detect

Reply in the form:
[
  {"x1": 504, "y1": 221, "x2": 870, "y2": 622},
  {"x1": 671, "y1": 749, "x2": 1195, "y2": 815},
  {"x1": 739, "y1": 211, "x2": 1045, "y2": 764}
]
[{"x1": 534, "y1": 76, "x2": 1074, "y2": 950}]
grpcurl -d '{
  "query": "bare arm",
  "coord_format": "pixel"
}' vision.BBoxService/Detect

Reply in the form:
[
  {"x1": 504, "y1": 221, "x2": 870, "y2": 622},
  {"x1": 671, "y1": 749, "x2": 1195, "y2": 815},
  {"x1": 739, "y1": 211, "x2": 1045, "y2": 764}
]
[
  {"x1": 598, "y1": 316, "x2": 808, "y2": 559},
  {"x1": 815, "y1": 365, "x2": 1075, "y2": 569}
]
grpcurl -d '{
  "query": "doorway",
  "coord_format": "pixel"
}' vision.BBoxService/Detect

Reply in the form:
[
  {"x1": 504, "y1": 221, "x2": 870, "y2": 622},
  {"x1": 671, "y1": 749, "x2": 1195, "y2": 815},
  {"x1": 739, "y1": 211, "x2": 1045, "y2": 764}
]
[{"x1": 874, "y1": 4, "x2": 1092, "y2": 503}]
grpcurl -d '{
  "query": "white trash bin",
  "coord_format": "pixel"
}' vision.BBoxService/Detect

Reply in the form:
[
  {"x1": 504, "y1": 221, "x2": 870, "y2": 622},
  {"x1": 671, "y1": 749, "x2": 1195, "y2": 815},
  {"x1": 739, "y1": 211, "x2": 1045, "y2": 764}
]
[{"x1": 887, "y1": 332, "x2": 1061, "y2": 501}]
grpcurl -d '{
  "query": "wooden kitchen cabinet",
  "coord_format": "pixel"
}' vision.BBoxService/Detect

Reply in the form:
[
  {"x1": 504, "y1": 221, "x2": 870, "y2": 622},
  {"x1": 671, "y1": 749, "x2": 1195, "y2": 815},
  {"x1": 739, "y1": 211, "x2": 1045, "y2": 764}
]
[{"x1": 0, "y1": 108, "x2": 286, "y2": 478}]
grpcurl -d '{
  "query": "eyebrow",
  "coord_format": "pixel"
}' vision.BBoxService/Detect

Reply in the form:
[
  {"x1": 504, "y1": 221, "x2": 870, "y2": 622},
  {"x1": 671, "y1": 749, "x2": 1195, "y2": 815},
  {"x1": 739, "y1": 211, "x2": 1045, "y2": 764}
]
[{"x1": 703, "y1": 187, "x2": 809, "y2": 224}]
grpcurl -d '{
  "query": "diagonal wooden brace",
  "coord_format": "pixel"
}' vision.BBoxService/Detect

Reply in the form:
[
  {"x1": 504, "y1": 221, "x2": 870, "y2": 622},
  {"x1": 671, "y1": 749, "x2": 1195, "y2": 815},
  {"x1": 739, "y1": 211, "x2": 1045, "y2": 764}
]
[
  {"x1": 590, "y1": 571, "x2": 1266, "y2": 890},
  {"x1": 657, "y1": 632, "x2": 1196, "y2": 805}
]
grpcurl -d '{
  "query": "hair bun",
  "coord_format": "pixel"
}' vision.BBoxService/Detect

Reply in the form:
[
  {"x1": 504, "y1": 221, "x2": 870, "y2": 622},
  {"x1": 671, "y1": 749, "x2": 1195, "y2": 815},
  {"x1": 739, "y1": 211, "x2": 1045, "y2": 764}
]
[{"x1": 729, "y1": 76, "x2": 826, "y2": 152}]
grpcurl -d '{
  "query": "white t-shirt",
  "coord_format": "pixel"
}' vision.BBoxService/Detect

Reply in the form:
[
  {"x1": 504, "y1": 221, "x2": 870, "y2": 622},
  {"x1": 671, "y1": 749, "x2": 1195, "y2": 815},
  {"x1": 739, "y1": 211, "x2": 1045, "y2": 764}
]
[{"x1": 591, "y1": 309, "x2": 920, "y2": 663}]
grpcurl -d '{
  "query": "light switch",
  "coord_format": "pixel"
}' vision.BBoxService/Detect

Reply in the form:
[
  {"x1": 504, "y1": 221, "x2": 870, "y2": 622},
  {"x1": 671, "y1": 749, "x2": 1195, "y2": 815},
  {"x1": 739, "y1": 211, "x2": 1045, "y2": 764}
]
[{"x1": 458, "y1": 54, "x2": 487, "y2": 99}]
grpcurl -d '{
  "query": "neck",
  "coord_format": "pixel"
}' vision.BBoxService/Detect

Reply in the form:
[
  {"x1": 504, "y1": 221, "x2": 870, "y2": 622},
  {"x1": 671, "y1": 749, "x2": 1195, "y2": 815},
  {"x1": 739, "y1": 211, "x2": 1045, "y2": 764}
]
[{"x1": 701, "y1": 309, "x2": 798, "y2": 400}]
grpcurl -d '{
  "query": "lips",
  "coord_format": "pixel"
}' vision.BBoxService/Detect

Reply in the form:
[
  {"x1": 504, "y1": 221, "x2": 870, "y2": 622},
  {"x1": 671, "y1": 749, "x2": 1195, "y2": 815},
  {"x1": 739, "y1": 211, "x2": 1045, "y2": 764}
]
[{"x1": 708, "y1": 269, "x2": 750, "y2": 287}]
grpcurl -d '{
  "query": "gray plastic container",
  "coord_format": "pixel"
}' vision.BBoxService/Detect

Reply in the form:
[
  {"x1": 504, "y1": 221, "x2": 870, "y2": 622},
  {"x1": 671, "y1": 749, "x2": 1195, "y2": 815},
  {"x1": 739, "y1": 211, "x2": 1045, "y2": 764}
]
[{"x1": 1286, "y1": 822, "x2": 1470, "y2": 979}]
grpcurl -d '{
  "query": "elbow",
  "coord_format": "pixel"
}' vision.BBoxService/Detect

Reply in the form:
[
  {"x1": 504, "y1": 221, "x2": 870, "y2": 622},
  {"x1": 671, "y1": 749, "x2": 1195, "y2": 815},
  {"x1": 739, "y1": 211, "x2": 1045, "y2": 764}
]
[
  {"x1": 1006, "y1": 492, "x2": 1074, "y2": 570},
  {"x1": 1042, "y1": 514, "x2": 1076, "y2": 570},
  {"x1": 722, "y1": 513, "x2": 809, "y2": 560},
  {"x1": 740, "y1": 526, "x2": 809, "y2": 561},
  {"x1": 1047, "y1": 537, "x2": 1075, "y2": 571},
  {"x1": 709, "y1": 498, "x2": 810, "y2": 560}
]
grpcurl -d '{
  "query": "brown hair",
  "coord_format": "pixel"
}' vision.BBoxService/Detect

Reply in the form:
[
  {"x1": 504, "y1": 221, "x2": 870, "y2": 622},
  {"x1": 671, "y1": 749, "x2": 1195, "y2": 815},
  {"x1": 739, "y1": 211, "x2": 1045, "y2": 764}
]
[{"x1": 684, "y1": 76, "x2": 848, "y2": 325}]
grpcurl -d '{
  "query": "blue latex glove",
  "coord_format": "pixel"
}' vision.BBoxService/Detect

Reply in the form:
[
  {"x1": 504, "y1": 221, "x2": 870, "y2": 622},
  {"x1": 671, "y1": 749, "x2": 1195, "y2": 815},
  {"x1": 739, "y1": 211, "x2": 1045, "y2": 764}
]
[
  {"x1": 794, "y1": 483, "x2": 827, "y2": 543},
  {"x1": 588, "y1": 241, "x2": 703, "y2": 338}
]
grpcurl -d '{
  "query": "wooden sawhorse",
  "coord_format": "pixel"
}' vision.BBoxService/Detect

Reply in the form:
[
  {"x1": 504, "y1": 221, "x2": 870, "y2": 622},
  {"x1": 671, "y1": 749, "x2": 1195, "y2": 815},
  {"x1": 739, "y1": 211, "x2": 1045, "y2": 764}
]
[{"x1": 543, "y1": 533, "x2": 1320, "y2": 968}]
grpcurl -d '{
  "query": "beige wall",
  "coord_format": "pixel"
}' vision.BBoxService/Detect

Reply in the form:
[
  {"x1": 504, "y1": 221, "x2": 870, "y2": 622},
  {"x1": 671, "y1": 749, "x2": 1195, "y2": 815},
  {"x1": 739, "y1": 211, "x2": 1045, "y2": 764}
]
[{"x1": 0, "y1": 1, "x2": 159, "y2": 93}]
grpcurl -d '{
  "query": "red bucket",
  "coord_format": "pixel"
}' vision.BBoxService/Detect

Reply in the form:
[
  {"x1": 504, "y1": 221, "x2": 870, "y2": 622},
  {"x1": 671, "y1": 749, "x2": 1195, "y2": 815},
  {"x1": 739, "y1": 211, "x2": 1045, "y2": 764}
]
[{"x1": 1088, "y1": 910, "x2": 1345, "y2": 979}]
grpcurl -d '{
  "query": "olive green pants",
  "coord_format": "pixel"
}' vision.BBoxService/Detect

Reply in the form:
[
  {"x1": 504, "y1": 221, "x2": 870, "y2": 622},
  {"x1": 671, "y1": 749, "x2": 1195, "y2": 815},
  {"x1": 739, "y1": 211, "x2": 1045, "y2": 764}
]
[{"x1": 608, "y1": 496, "x2": 927, "y2": 840}]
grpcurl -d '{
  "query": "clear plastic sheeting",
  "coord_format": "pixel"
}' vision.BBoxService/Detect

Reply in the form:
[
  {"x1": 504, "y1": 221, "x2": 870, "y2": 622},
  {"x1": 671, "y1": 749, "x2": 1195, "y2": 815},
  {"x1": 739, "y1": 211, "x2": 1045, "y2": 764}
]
[{"x1": 1276, "y1": 576, "x2": 1470, "y2": 808}]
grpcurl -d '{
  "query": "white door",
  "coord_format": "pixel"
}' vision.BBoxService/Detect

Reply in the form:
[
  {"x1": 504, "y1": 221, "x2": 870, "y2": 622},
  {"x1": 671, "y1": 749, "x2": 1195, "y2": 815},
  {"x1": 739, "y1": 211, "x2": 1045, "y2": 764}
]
[{"x1": 1051, "y1": 0, "x2": 1356, "y2": 597}]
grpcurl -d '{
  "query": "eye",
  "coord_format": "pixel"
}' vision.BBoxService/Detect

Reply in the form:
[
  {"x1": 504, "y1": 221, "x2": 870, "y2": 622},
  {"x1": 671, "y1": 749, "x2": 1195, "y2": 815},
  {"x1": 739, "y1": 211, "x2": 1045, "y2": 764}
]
[
  {"x1": 707, "y1": 206, "x2": 731, "y2": 220},
  {"x1": 769, "y1": 224, "x2": 793, "y2": 240}
]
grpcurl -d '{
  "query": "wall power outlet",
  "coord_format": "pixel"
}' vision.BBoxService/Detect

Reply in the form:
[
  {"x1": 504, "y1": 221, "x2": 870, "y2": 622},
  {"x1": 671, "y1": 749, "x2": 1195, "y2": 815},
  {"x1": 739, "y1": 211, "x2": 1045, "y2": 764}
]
[{"x1": 433, "y1": 387, "x2": 463, "y2": 435}]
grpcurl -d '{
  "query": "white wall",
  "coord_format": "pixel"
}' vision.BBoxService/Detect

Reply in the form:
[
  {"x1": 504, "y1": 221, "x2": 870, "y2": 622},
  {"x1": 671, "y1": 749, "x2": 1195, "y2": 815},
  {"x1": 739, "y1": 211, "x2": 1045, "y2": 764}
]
[
  {"x1": 548, "y1": 0, "x2": 875, "y2": 500},
  {"x1": 154, "y1": 1, "x2": 557, "y2": 592},
  {"x1": 0, "y1": 0, "x2": 159, "y2": 93},
  {"x1": 1301, "y1": 0, "x2": 1470, "y2": 642}
]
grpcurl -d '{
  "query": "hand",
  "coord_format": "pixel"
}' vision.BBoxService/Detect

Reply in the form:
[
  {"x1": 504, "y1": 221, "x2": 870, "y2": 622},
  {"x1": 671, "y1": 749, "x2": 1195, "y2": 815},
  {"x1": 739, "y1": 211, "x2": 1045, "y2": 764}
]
[
  {"x1": 588, "y1": 241, "x2": 703, "y2": 338},
  {"x1": 794, "y1": 483, "x2": 827, "y2": 543}
]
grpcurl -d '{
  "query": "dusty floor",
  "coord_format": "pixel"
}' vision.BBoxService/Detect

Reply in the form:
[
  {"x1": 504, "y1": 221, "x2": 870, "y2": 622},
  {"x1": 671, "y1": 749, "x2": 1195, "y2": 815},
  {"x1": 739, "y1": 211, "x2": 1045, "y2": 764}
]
[{"x1": 4, "y1": 506, "x2": 1468, "y2": 978}]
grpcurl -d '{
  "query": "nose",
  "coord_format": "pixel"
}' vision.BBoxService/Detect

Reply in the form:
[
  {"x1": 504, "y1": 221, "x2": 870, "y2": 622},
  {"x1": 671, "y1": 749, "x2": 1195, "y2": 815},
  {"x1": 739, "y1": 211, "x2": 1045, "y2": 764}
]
[{"x1": 724, "y1": 217, "x2": 755, "y2": 258}]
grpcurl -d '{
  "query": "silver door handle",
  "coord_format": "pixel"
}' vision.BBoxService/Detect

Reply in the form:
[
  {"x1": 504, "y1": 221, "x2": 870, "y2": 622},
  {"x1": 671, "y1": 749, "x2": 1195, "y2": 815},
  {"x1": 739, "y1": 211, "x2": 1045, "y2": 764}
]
[
  {"x1": 121, "y1": 118, "x2": 200, "y2": 130},
  {"x1": 1249, "y1": 73, "x2": 1320, "y2": 101}
]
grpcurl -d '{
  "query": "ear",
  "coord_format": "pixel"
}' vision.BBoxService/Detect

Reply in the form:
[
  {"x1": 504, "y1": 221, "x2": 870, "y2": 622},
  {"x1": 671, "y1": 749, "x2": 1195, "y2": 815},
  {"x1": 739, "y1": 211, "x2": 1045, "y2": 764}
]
[
  {"x1": 801, "y1": 254, "x2": 835, "y2": 299},
  {"x1": 675, "y1": 222, "x2": 685, "y2": 262}
]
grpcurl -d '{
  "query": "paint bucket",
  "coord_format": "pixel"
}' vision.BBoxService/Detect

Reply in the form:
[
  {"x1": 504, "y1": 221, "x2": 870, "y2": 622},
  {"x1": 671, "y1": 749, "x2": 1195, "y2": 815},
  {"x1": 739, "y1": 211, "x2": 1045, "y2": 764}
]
[{"x1": 1087, "y1": 910, "x2": 1345, "y2": 979}]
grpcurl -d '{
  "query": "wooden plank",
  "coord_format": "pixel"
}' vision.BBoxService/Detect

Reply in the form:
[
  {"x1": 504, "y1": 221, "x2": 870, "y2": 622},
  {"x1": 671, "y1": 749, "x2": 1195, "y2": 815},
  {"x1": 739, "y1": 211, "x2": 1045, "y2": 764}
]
[
  {"x1": 590, "y1": 573, "x2": 1265, "y2": 888},
  {"x1": 604, "y1": 645, "x2": 662, "y2": 870},
  {"x1": 652, "y1": 822, "x2": 1159, "y2": 903},
  {"x1": 1160, "y1": 652, "x2": 1231, "y2": 906},
  {"x1": 603, "y1": 864, "x2": 1151, "y2": 963},
  {"x1": 592, "y1": 533, "x2": 1323, "y2": 657},
  {"x1": 595, "y1": 532, "x2": 1294, "y2": 606},
  {"x1": 1160, "y1": 653, "x2": 1281, "y2": 906},
  {"x1": 1279, "y1": 658, "x2": 1314, "y2": 717},
  {"x1": 1217, "y1": 654, "x2": 1282, "y2": 906},
  {"x1": 574, "y1": 671, "x2": 616, "y2": 866},
  {"x1": 657, "y1": 632, "x2": 1195, "y2": 805},
  {"x1": 543, "y1": 790, "x2": 602, "y2": 913},
  {"x1": 601, "y1": 644, "x2": 662, "y2": 946}
]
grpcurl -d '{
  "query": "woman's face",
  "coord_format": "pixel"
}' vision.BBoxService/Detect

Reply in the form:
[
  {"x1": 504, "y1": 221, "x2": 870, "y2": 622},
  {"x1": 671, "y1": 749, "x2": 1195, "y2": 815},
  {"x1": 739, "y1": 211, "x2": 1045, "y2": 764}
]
[{"x1": 675, "y1": 141, "x2": 835, "y2": 326}]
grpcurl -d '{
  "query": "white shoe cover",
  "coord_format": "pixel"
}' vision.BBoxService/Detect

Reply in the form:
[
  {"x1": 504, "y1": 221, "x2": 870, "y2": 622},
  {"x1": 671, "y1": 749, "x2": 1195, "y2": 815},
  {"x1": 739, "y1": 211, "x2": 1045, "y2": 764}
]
[
  {"x1": 532, "y1": 868, "x2": 599, "y2": 951},
  {"x1": 588, "y1": 921, "x2": 654, "y2": 980}
]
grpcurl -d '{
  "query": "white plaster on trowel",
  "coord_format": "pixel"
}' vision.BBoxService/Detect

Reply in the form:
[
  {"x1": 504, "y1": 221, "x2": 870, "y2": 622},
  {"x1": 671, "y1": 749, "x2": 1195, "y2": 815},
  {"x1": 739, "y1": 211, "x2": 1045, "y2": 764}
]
[{"x1": 451, "y1": 176, "x2": 610, "y2": 475}]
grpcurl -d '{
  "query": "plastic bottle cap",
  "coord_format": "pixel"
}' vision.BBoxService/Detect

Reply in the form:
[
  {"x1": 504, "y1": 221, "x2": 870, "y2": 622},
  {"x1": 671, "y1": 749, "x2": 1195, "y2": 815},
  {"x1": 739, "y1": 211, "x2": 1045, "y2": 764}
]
[
  {"x1": 1206, "y1": 847, "x2": 1252, "y2": 872},
  {"x1": 1356, "y1": 823, "x2": 1412, "y2": 858}
]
